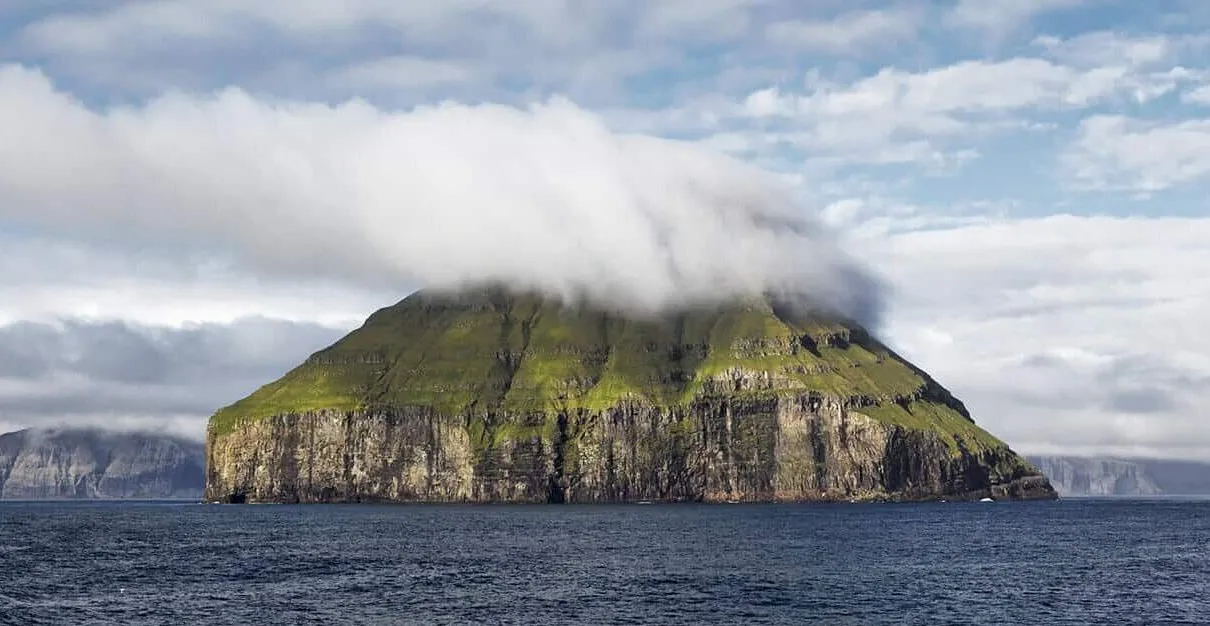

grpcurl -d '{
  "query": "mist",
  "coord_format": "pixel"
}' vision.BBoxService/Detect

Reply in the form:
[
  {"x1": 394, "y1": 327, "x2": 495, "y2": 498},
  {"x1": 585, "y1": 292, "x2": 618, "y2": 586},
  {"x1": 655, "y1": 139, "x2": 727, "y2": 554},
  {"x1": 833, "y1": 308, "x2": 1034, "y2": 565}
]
[
  {"x1": 0, "y1": 64, "x2": 883, "y2": 325},
  {"x1": 0, "y1": 317, "x2": 346, "y2": 440}
]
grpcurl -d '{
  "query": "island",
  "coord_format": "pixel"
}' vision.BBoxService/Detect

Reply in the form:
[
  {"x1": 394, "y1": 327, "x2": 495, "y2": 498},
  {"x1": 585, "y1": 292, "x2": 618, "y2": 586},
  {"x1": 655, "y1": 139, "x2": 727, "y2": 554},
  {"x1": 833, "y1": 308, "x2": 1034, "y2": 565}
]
[
  {"x1": 0, "y1": 427, "x2": 203, "y2": 499},
  {"x1": 206, "y1": 286, "x2": 1056, "y2": 503}
]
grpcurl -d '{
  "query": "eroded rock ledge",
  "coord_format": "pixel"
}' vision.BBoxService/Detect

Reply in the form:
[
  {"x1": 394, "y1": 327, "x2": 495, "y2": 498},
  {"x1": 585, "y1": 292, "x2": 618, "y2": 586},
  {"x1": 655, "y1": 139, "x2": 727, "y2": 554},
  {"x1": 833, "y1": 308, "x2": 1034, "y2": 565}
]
[{"x1": 206, "y1": 394, "x2": 1054, "y2": 504}]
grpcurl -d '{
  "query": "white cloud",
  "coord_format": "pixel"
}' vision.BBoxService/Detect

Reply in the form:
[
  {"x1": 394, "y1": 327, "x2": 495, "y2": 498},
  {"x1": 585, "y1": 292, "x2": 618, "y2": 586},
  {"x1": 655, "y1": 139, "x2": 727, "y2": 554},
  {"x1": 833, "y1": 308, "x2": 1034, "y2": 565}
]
[
  {"x1": 1031, "y1": 32, "x2": 1209, "y2": 102},
  {"x1": 0, "y1": 64, "x2": 880, "y2": 322},
  {"x1": 0, "y1": 231, "x2": 389, "y2": 328},
  {"x1": 7, "y1": 0, "x2": 863, "y2": 106},
  {"x1": 0, "y1": 317, "x2": 348, "y2": 438},
  {"x1": 1034, "y1": 32, "x2": 1165, "y2": 67},
  {"x1": 601, "y1": 96, "x2": 735, "y2": 136},
  {"x1": 1063, "y1": 115, "x2": 1210, "y2": 191},
  {"x1": 13, "y1": 0, "x2": 617, "y2": 100},
  {"x1": 861, "y1": 213, "x2": 1210, "y2": 460},
  {"x1": 19, "y1": 1, "x2": 547, "y2": 55},
  {"x1": 637, "y1": 0, "x2": 765, "y2": 40},
  {"x1": 694, "y1": 30, "x2": 1210, "y2": 172},
  {"x1": 19, "y1": 0, "x2": 764, "y2": 59},
  {"x1": 1184, "y1": 84, "x2": 1210, "y2": 105},
  {"x1": 331, "y1": 56, "x2": 479, "y2": 90},
  {"x1": 729, "y1": 55, "x2": 1189, "y2": 168},
  {"x1": 765, "y1": 9, "x2": 921, "y2": 53},
  {"x1": 749, "y1": 57, "x2": 1185, "y2": 118},
  {"x1": 946, "y1": 0, "x2": 1086, "y2": 36},
  {"x1": 886, "y1": 59, "x2": 1079, "y2": 110}
]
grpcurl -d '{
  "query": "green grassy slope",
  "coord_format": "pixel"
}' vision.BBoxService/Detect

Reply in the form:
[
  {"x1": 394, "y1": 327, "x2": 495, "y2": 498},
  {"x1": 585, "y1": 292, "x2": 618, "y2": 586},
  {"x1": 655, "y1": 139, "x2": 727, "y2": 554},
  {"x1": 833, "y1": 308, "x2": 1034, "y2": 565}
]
[{"x1": 210, "y1": 286, "x2": 1005, "y2": 452}]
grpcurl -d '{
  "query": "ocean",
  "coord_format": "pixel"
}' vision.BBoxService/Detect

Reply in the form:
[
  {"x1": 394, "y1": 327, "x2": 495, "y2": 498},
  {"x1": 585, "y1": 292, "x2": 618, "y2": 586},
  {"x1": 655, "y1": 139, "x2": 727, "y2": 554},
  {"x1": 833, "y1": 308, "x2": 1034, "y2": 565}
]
[{"x1": 1, "y1": 499, "x2": 1206, "y2": 625}]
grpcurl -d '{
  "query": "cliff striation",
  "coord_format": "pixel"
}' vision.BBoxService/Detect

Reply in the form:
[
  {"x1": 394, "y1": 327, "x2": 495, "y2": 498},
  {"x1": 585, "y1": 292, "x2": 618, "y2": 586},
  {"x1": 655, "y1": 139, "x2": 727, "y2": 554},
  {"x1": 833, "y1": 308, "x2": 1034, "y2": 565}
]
[
  {"x1": 206, "y1": 287, "x2": 1055, "y2": 503},
  {"x1": 1026, "y1": 456, "x2": 1160, "y2": 497},
  {"x1": 1029, "y1": 455, "x2": 1210, "y2": 496},
  {"x1": 0, "y1": 428, "x2": 204, "y2": 499}
]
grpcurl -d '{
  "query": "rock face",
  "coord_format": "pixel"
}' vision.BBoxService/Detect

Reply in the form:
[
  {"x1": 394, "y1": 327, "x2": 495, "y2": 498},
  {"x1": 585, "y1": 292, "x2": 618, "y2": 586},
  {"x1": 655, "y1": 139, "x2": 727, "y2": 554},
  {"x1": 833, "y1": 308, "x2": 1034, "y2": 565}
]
[
  {"x1": 1029, "y1": 456, "x2": 1210, "y2": 496},
  {"x1": 1027, "y1": 457, "x2": 1160, "y2": 497},
  {"x1": 206, "y1": 287, "x2": 1055, "y2": 503},
  {"x1": 0, "y1": 428, "x2": 204, "y2": 499}
]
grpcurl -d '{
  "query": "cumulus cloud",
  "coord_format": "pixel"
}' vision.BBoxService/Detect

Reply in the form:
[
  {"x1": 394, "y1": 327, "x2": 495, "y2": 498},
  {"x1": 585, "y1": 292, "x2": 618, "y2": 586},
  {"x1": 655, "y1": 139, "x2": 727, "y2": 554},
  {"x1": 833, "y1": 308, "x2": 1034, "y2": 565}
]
[
  {"x1": 1183, "y1": 84, "x2": 1210, "y2": 105},
  {"x1": 743, "y1": 55, "x2": 1190, "y2": 120},
  {"x1": 0, "y1": 317, "x2": 346, "y2": 438},
  {"x1": 1063, "y1": 115, "x2": 1210, "y2": 191},
  {"x1": 330, "y1": 57, "x2": 481, "y2": 91},
  {"x1": 852, "y1": 212, "x2": 1210, "y2": 460},
  {"x1": 719, "y1": 31, "x2": 1209, "y2": 172},
  {"x1": 1032, "y1": 32, "x2": 1176, "y2": 68},
  {"x1": 20, "y1": 0, "x2": 761, "y2": 54},
  {"x1": 0, "y1": 235, "x2": 390, "y2": 327},
  {"x1": 0, "y1": 64, "x2": 882, "y2": 322},
  {"x1": 17, "y1": 1, "x2": 569, "y2": 56},
  {"x1": 7, "y1": 0, "x2": 755, "y2": 102},
  {"x1": 731, "y1": 59, "x2": 1114, "y2": 168},
  {"x1": 946, "y1": 0, "x2": 1086, "y2": 37},
  {"x1": 765, "y1": 9, "x2": 922, "y2": 53}
]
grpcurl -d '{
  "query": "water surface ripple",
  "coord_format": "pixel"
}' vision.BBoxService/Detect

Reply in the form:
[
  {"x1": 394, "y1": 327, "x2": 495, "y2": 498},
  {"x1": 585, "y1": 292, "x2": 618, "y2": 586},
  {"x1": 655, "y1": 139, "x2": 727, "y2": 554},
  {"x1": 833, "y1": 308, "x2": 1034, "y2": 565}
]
[{"x1": 1, "y1": 499, "x2": 1207, "y2": 624}]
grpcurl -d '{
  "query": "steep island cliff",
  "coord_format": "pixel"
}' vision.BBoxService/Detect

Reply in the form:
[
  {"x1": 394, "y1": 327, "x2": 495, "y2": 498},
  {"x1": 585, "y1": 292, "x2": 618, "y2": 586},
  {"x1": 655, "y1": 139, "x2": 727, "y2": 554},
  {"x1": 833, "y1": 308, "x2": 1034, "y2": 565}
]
[
  {"x1": 1029, "y1": 455, "x2": 1210, "y2": 496},
  {"x1": 0, "y1": 428, "x2": 203, "y2": 499},
  {"x1": 206, "y1": 287, "x2": 1055, "y2": 503}
]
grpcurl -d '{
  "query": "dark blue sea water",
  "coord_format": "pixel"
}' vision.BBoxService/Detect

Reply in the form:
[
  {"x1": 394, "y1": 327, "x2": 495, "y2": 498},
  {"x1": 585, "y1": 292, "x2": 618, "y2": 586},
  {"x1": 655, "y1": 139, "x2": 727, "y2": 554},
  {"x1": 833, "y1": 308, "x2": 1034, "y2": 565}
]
[{"x1": 1, "y1": 499, "x2": 1207, "y2": 625}]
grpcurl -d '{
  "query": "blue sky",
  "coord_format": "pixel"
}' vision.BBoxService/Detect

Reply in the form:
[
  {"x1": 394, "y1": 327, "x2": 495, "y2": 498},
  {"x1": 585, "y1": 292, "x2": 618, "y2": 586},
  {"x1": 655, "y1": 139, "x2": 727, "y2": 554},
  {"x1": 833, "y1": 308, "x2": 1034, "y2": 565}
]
[
  {"x1": 0, "y1": 0, "x2": 1208, "y2": 458},
  {"x1": 2, "y1": 0, "x2": 1207, "y2": 222}
]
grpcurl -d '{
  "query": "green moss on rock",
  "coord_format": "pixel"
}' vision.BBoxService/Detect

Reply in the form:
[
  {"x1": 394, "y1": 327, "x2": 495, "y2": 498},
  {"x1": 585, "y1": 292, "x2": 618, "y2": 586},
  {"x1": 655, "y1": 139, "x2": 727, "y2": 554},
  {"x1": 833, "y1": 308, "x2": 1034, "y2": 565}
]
[{"x1": 209, "y1": 286, "x2": 988, "y2": 454}]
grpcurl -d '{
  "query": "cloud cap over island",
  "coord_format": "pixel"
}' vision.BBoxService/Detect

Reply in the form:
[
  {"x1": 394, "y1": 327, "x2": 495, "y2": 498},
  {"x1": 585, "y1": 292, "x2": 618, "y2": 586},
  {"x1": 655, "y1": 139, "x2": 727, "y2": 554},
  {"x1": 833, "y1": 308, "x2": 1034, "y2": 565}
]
[
  {"x1": 0, "y1": 65, "x2": 882, "y2": 322},
  {"x1": 0, "y1": 1, "x2": 1208, "y2": 461}
]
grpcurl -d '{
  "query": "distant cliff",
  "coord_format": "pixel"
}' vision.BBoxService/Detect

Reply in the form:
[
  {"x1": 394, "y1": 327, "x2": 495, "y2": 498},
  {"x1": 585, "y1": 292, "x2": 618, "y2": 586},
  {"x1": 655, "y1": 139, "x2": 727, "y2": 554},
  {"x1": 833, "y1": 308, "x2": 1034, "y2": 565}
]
[
  {"x1": 207, "y1": 287, "x2": 1054, "y2": 503},
  {"x1": 1029, "y1": 456, "x2": 1210, "y2": 496},
  {"x1": 0, "y1": 428, "x2": 204, "y2": 499}
]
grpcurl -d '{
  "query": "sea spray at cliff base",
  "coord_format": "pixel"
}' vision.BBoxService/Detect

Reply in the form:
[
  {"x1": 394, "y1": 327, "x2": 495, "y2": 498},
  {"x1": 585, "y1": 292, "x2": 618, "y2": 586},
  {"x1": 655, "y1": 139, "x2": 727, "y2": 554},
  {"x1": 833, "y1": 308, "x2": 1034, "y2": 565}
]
[{"x1": 0, "y1": 64, "x2": 881, "y2": 323}]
